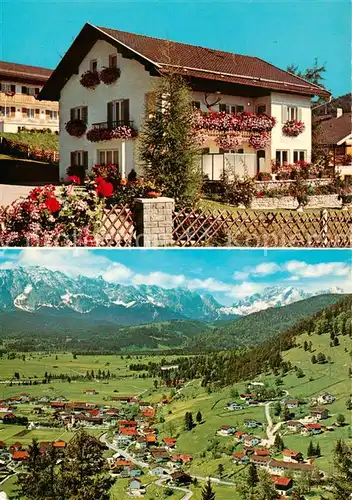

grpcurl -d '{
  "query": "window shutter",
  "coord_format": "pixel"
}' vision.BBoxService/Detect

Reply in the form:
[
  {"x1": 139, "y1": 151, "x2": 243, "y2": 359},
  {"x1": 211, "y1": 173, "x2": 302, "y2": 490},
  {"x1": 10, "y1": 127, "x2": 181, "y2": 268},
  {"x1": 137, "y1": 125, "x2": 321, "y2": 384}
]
[
  {"x1": 22, "y1": 86, "x2": 28, "y2": 95},
  {"x1": 22, "y1": 108, "x2": 27, "y2": 115},
  {"x1": 70, "y1": 108, "x2": 75, "y2": 121},
  {"x1": 11, "y1": 107, "x2": 16, "y2": 117},
  {"x1": 11, "y1": 85, "x2": 16, "y2": 93},
  {"x1": 35, "y1": 88, "x2": 40, "y2": 94},
  {"x1": 70, "y1": 152, "x2": 76, "y2": 166},
  {"x1": 35, "y1": 109, "x2": 40, "y2": 116},
  {"x1": 297, "y1": 107, "x2": 302, "y2": 122},
  {"x1": 82, "y1": 106, "x2": 88, "y2": 124},
  {"x1": 107, "y1": 102, "x2": 113, "y2": 126},
  {"x1": 282, "y1": 105, "x2": 288, "y2": 123},
  {"x1": 83, "y1": 151, "x2": 88, "y2": 169},
  {"x1": 122, "y1": 99, "x2": 130, "y2": 124}
]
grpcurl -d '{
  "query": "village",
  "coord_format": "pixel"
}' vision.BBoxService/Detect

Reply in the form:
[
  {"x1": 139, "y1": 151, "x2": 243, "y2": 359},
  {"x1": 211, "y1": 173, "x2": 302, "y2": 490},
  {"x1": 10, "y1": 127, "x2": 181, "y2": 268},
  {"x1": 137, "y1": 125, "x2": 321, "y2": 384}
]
[{"x1": 0, "y1": 377, "x2": 347, "y2": 498}]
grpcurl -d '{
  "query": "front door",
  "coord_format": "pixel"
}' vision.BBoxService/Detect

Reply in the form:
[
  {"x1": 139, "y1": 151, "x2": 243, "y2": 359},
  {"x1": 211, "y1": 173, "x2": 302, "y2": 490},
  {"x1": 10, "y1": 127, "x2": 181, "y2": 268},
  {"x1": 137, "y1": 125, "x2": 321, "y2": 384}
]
[{"x1": 256, "y1": 150, "x2": 266, "y2": 174}]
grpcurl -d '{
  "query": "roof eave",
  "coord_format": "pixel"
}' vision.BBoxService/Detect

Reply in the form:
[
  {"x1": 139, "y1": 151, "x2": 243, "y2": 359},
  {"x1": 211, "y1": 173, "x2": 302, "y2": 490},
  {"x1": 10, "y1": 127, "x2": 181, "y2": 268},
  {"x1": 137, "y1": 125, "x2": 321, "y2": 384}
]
[{"x1": 38, "y1": 23, "x2": 160, "y2": 101}]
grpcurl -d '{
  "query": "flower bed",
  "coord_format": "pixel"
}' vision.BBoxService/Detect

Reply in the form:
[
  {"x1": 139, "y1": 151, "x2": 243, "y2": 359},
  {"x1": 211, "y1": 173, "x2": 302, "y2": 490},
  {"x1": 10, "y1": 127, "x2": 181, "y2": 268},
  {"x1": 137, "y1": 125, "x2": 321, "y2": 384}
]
[
  {"x1": 79, "y1": 70, "x2": 100, "y2": 89},
  {"x1": 0, "y1": 184, "x2": 103, "y2": 246},
  {"x1": 100, "y1": 66, "x2": 121, "y2": 85},
  {"x1": 272, "y1": 161, "x2": 326, "y2": 180},
  {"x1": 65, "y1": 119, "x2": 87, "y2": 137},
  {"x1": 86, "y1": 125, "x2": 137, "y2": 142},
  {"x1": 282, "y1": 120, "x2": 305, "y2": 137}
]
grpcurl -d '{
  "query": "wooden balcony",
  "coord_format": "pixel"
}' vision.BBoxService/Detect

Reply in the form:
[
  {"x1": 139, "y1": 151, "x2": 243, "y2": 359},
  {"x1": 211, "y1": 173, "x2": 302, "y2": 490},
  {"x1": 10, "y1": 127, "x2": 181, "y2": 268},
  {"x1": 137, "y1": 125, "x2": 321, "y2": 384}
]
[
  {"x1": 92, "y1": 120, "x2": 134, "y2": 130},
  {"x1": 0, "y1": 91, "x2": 58, "y2": 107}
]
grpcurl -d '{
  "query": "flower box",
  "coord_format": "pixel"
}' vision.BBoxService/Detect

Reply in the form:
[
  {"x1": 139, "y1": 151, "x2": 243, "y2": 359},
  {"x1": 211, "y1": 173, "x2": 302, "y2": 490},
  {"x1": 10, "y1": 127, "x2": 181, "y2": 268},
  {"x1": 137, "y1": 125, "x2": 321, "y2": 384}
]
[
  {"x1": 248, "y1": 132, "x2": 271, "y2": 150},
  {"x1": 282, "y1": 120, "x2": 305, "y2": 137},
  {"x1": 86, "y1": 125, "x2": 137, "y2": 142},
  {"x1": 100, "y1": 66, "x2": 121, "y2": 85},
  {"x1": 145, "y1": 191, "x2": 161, "y2": 198},
  {"x1": 65, "y1": 119, "x2": 87, "y2": 137},
  {"x1": 79, "y1": 70, "x2": 100, "y2": 89}
]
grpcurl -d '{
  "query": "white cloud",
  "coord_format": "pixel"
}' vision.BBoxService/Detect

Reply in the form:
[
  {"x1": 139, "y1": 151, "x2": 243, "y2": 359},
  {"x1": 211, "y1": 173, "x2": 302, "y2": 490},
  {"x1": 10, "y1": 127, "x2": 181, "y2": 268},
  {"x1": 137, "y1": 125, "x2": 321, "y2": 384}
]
[
  {"x1": 253, "y1": 262, "x2": 280, "y2": 276},
  {"x1": 102, "y1": 263, "x2": 133, "y2": 283},
  {"x1": 285, "y1": 260, "x2": 350, "y2": 278},
  {"x1": 131, "y1": 271, "x2": 186, "y2": 288},
  {"x1": 233, "y1": 270, "x2": 250, "y2": 280}
]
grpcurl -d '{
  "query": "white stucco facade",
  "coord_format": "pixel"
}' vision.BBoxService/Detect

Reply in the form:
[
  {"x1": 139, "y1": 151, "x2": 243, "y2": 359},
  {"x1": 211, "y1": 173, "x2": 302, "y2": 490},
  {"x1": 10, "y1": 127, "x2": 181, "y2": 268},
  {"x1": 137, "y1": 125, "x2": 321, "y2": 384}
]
[{"x1": 59, "y1": 38, "x2": 314, "y2": 180}]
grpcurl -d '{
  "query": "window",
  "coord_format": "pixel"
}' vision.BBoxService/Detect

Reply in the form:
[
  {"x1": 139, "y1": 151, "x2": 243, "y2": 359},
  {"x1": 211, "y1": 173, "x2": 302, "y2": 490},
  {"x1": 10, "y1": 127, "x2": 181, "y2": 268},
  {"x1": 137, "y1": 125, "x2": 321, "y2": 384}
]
[
  {"x1": 27, "y1": 109, "x2": 35, "y2": 119},
  {"x1": 90, "y1": 60, "x2": 98, "y2": 71},
  {"x1": 97, "y1": 150, "x2": 119, "y2": 165},
  {"x1": 282, "y1": 105, "x2": 302, "y2": 122},
  {"x1": 109, "y1": 54, "x2": 118, "y2": 68},
  {"x1": 70, "y1": 106, "x2": 88, "y2": 123},
  {"x1": 293, "y1": 150, "x2": 306, "y2": 163},
  {"x1": 219, "y1": 148, "x2": 245, "y2": 154},
  {"x1": 192, "y1": 101, "x2": 201, "y2": 109},
  {"x1": 0, "y1": 106, "x2": 11, "y2": 116},
  {"x1": 1, "y1": 83, "x2": 15, "y2": 93},
  {"x1": 107, "y1": 100, "x2": 129, "y2": 125},
  {"x1": 48, "y1": 110, "x2": 58, "y2": 121},
  {"x1": 275, "y1": 150, "x2": 289, "y2": 166},
  {"x1": 70, "y1": 151, "x2": 88, "y2": 168},
  {"x1": 256, "y1": 105, "x2": 266, "y2": 114},
  {"x1": 219, "y1": 104, "x2": 244, "y2": 113}
]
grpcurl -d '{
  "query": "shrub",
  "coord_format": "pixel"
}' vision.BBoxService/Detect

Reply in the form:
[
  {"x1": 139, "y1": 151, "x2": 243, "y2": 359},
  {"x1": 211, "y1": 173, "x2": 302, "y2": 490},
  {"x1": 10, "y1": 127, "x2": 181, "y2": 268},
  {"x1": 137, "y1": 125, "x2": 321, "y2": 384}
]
[{"x1": 221, "y1": 171, "x2": 256, "y2": 207}]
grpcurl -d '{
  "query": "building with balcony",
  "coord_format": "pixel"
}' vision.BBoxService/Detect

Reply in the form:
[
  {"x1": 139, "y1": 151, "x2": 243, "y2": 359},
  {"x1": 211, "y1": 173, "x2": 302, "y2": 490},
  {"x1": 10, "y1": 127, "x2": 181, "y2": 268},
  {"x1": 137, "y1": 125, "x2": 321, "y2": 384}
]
[
  {"x1": 0, "y1": 61, "x2": 59, "y2": 133},
  {"x1": 38, "y1": 23, "x2": 329, "y2": 181}
]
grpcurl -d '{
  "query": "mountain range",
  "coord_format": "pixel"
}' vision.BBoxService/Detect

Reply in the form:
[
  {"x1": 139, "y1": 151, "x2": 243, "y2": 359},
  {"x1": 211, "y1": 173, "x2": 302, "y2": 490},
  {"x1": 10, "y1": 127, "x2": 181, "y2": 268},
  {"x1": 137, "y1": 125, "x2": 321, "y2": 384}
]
[{"x1": 0, "y1": 267, "x2": 344, "y2": 326}]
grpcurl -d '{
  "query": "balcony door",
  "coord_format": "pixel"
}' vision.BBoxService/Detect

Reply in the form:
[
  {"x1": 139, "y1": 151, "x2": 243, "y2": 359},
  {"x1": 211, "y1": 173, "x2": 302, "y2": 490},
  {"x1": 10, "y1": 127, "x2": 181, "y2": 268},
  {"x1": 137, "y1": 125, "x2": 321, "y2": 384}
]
[
  {"x1": 256, "y1": 150, "x2": 266, "y2": 174},
  {"x1": 107, "y1": 99, "x2": 130, "y2": 128}
]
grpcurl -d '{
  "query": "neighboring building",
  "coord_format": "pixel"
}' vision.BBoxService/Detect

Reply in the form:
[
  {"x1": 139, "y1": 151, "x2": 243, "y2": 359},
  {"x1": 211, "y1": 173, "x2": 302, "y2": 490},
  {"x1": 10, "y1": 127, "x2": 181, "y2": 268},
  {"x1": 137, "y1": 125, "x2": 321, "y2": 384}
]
[
  {"x1": 282, "y1": 449, "x2": 303, "y2": 463},
  {"x1": 316, "y1": 393, "x2": 335, "y2": 405},
  {"x1": 0, "y1": 61, "x2": 59, "y2": 133},
  {"x1": 316, "y1": 111, "x2": 352, "y2": 168},
  {"x1": 286, "y1": 420, "x2": 303, "y2": 432},
  {"x1": 217, "y1": 425, "x2": 236, "y2": 436},
  {"x1": 38, "y1": 23, "x2": 329, "y2": 182},
  {"x1": 284, "y1": 400, "x2": 299, "y2": 409},
  {"x1": 271, "y1": 476, "x2": 294, "y2": 496},
  {"x1": 310, "y1": 407, "x2": 329, "y2": 420}
]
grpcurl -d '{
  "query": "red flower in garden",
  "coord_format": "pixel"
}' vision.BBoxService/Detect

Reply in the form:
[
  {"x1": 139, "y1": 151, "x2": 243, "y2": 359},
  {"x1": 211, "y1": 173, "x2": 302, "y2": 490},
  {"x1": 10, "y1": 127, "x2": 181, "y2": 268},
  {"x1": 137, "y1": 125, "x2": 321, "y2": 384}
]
[
  {"x1": 45, "y1": 197, "x2": 61, "y2": 214},
  {"x1": 95, "y1": 177, "x2": 114, "y2": 197},
  {"x1": 67, "y1": 175, "x2": 81, "y2": 185}
]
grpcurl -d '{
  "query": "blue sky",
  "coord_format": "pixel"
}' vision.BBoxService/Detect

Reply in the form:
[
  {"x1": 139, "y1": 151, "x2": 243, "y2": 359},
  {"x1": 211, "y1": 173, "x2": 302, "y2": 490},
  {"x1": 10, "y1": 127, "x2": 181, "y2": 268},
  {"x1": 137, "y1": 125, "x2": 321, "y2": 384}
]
[
  {"x1": 0, "y1": 249, "x2": 350, "y2": 305},
  {"x1": 0, "y1": 0, "x2": 351, "y2": 96}
]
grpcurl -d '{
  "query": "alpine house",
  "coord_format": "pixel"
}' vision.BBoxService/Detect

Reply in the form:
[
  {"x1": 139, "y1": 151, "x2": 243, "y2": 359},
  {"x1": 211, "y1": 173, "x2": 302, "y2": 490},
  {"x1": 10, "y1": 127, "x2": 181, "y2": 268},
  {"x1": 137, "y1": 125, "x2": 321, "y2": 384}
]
[{"x1": 38, "y1": 23, "x2": 329, "y2": 182}]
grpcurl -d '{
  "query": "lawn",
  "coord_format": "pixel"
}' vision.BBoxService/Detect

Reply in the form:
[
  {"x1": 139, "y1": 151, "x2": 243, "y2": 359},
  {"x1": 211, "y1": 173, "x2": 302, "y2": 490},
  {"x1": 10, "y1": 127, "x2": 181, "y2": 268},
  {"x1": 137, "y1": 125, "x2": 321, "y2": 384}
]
[{"x1": 0, "y1": 132, "x2": 59, "y2": 151}]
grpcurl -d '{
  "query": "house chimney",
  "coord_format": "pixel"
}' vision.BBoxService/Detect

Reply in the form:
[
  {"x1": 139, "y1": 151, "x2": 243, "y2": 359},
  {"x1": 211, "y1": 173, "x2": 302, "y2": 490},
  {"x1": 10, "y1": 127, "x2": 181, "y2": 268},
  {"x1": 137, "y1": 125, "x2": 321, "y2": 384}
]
[{"x1": 336, "y1": 108, "x2": 343, "y2": 118}]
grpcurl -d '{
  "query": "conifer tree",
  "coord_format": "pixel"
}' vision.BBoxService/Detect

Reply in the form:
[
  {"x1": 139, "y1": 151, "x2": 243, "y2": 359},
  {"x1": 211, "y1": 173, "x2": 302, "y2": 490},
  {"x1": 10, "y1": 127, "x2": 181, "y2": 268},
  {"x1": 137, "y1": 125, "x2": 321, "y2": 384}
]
[
  {"x1": 201, "y1": 479, "x2": 216, "y2": 500},
  {"x1": 139, "y1": 73, "x2": 203, "y2": 206},
  {"x1": 247, "y1": 463, "x2": 259, "y2": 487},
  {"x1": 196, "y1": 410, "x2": 202, "y2": 424}
]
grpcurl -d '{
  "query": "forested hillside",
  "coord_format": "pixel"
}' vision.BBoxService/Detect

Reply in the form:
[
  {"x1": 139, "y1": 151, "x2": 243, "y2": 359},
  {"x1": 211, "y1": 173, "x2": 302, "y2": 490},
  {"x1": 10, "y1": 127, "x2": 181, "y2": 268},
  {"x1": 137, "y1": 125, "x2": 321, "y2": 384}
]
[{"x1": 186, "y1": 293, "x2": 345, "y2": 351}]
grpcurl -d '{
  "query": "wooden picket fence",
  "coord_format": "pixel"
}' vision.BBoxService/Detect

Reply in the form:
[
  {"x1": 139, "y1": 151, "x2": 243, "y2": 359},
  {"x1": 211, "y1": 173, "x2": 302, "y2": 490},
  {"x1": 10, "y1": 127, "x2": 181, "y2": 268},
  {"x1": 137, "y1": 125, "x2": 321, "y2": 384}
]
[
  {"x1": 172, "y1": 208, "x2": 352, "y2": 248},
  {"x1": 97, "y1": 205, "x2": 135, "y2": 246}
]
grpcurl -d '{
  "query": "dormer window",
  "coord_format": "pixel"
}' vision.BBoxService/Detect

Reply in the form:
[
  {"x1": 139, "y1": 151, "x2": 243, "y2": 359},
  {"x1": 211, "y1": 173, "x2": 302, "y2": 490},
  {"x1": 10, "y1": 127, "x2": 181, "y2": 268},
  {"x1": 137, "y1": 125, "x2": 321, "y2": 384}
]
[
  {"x1": 109, "y1": 54, "x2": 118, "y2": 68},
  {"x1": 90, "y1": 59, "x2": 98, "y2": 71}
]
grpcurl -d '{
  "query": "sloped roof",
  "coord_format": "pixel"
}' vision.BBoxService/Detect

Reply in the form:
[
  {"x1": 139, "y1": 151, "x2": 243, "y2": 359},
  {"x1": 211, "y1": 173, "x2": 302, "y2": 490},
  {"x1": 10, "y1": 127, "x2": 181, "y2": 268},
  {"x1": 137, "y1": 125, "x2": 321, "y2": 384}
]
[
  {"x1": 0, "y1": 61, "x2": 52, "y2": 82},
  {"x1": 39, "y1": 23, "x2": 329, "y2": 101},
  {"x1": 317, "y1": 112, "x2": 352, "y2": 145}
]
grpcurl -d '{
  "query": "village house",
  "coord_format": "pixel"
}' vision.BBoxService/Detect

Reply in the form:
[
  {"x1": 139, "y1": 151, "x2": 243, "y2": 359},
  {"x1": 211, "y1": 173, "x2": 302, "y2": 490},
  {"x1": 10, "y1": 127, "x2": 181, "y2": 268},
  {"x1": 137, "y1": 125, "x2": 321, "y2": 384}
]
[
  {"x1": 162, "y1": 437, "x2": 177, "y2": 449},
  {"x1": 151, "y1": 465, "x2": 168, "y2": 476},
  {"x1": 150, "y1": 448, "x2": 170, "y2": 463},
  {"x1": 282, "y1": 449, "x2": 303, "y2": 463},
  {"x1": 284, "y1": 399, "x2": 300, "y2": 409},
  {"x1": 227, "y1": 402, "x2": 243, "y2": 411},
  {"x1": 243, "y1": 435, "x2": 262, "y2": 448},
  {"x1": 38, "y1": 23, "x2": 328, "y2": 182},
  {"x1": 128, "y1": 478, "x2": 145, "y2": 497},
  {"x1": 315, "y1": 393, "x2": 335, "y2": 405},
  {"x1": 217, "y1": 425, "x2": 236, "y2": 436},
  {"x1": 171, "y1": 454, "x2": 193, "y2": 465},
  {"x1": 271, "y1": 476, "x2": 294, "y2": 497},
  {"x1": 316, "y1": 111, "x2": 352, "y2": 168},
  {"x1": 244, "y1": 419, "x2": 261, "y2": 429},
  {"x1": 303, "y1": 423, "x2": 322, "y2": 435},
  {"x1": 170, "y1": 471, "x2": 192, "y2": 486},
  {"x1": 286, "y1": 420, "x2": 303, "y2": 432},
  {"x1": 269, "y1": 459, "x2": 314, "y2": 477},
  {"x1": 233, "y1": 452, "x2": 250, "y2": 465},
  {"x1": 310, "y1": 407, "x2": 329, "y2": 420},
  {"x1": 235, "y1": 431, "x2": 249, "y2": 442},
  {"x1": 0, "y1": 60, "x2": 59, "y2": 133}
]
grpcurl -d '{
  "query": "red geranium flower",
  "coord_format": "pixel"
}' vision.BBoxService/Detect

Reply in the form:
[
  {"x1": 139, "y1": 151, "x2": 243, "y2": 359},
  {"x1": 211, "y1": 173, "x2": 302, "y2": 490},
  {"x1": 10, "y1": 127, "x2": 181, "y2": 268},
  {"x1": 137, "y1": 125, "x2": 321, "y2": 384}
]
[
  {"x1": 45, "y1": 197, "x2": 61, "y2": 213},
  {"x1": 95, "y1": 178, "x2": 114, "y2": 197},
  {"x1": 67, "y1": 175, "x2": 81, "y2": 185}
]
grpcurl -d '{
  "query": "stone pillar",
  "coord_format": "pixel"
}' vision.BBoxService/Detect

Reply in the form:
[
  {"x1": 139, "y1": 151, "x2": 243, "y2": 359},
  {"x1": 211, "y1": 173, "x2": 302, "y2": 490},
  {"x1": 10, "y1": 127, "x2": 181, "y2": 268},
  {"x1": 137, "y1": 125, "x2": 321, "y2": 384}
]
[{"x1": 134, "y1": 197, "x2": 175, "y2": 247}]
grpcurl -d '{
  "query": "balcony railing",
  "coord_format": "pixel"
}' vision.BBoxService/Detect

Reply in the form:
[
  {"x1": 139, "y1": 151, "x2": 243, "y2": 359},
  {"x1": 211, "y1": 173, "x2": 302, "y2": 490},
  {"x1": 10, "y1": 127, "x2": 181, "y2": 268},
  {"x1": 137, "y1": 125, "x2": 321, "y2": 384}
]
[
  {"x1": 92, "y1": 120, "x2": 134, "y2": 130},
  {"x1": 0, "y1": 91, "x2": 58, "y2": 106}
]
